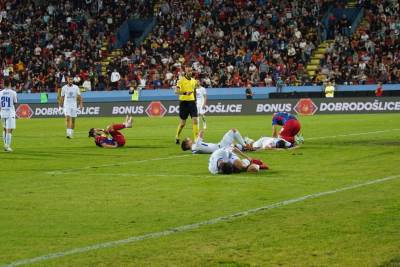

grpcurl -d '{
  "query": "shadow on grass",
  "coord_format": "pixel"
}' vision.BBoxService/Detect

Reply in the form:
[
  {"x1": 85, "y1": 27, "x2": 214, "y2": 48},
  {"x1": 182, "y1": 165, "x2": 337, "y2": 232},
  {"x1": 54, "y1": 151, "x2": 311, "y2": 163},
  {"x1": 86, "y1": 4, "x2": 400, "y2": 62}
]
[{"x1": 380, "y1": 256, "x2": 400, "y2": 267}]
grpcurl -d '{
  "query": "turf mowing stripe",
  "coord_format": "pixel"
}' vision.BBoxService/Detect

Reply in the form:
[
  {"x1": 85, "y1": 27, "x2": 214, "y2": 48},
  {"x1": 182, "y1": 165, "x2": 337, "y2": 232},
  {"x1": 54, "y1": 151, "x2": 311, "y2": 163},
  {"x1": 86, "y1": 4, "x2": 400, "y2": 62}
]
[
  {"x1": 45, "y1": 154, "x2": 190, "y2": 175},
  {"x1": 3, "y1": 174, "x2": 399, "y2": 267},
  {"x1": 307, "y1": 128, "x2": 400, "y2": 140}
]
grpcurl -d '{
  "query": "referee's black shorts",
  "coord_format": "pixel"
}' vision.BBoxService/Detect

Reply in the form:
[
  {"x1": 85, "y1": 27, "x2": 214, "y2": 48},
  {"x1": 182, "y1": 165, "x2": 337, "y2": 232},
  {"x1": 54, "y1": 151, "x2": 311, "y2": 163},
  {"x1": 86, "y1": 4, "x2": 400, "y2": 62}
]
[{"x1": 179, "y1": 101, "x2": 198, "y2": 120}]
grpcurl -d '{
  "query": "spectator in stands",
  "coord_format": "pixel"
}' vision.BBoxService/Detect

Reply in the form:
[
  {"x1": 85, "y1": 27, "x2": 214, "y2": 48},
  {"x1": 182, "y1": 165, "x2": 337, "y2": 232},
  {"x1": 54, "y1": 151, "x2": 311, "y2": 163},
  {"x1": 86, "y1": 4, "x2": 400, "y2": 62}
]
[
  {"x1": 110, "y1": 69, "x2": 121, "y2": 90},
  {"x1": 375, "y1": 82, "x2": 383, "y2": 97},
  {"x1": 325, "y1": 81, "x2": 335, "y2": 98},
  {"x1": 245, "y1": 84, "x2": 253, "y2": 100},
  {"x1": 276, "y1": 77, "x2": 284, "y2": 93}
]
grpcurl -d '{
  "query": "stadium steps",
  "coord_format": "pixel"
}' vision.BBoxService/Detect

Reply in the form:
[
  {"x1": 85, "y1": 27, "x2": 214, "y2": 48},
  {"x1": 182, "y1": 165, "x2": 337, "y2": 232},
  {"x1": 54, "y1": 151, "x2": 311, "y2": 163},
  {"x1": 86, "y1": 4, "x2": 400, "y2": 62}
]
[
  {"x1": 346, "y1": 0, "x2": 357, "y2": 8},
  {"x1": 99, "y1": 40, "x2": 126, "y2": 76},
  {"x1": 305, "y1": 40, "x2": 335, "y2": 78},
  {"x1": 153, "y1": 1, "x2": 160, "y2": 15},
  {"x1": 100, "y1": 47, "x2": 124, "y2": 77}
]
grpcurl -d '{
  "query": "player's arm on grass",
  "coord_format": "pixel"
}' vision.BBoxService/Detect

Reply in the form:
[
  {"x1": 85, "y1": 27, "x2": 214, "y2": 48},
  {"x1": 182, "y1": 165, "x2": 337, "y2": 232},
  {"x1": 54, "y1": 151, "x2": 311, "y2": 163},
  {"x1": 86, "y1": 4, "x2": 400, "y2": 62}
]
[{"x1": 232, "y1": 146, "x2": 252, "y2": 161}]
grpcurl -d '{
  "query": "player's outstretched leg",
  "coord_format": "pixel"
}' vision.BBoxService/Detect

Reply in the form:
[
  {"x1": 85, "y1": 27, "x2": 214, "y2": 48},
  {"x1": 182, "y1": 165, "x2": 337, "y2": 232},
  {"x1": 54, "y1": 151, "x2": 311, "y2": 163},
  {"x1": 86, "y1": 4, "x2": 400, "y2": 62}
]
[{"x1": 124, "y1": 115, "x2": 133, "y2": 128}]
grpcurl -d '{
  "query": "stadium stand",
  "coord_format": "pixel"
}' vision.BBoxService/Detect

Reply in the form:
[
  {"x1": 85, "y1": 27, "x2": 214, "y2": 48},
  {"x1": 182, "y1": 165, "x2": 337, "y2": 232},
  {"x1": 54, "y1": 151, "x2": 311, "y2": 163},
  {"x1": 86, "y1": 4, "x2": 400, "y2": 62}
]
[
  {"x1": 1, "y1": 0, "x2": 398, "y2": 92},
  {"x1": 319, "y1": 0, "x2": 400, "y2": 85},
  {"x1": 0, "y1": 0, "x2": 152, "y2": 92}
]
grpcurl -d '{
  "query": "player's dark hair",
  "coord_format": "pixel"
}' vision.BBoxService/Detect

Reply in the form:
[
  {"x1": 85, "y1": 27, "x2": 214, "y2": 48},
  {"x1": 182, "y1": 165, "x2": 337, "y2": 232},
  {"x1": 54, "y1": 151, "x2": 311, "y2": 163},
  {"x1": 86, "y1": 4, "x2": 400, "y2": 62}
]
[
  {"x1": 181, "y1": 139, "x2": 191, "y2": 151},
  {"x1": 4, "y1": 79, "x2": 11, "y2": 87},
  {"x1": 233, "y1": 165, "x2": 242, "y2": 173},
  {"x1": 220, "y1": 162, "x2": 234, "y2": 175},
  {"x1": 276, "y1": 140, "x2": 286, "y2": 148},
  {"x1": 88, "y1": 128, "x2": 95, "y2": 137}
]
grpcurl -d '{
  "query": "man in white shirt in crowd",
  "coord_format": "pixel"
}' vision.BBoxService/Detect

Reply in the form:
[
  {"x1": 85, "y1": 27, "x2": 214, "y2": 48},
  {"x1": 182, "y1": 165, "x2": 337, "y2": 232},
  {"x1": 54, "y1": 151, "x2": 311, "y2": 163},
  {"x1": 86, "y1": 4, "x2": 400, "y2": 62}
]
[
  {"x1": 195, "y1": 84, "x2": 207, "y2": 129},
  {"x1": 60, "y1": 75, "x2": 83, "y2": 139},
  {"x1": 110, "y1": 69, "x2": 121, "y2": 90},
  {"x1": 0, "y1": 79, "x2": 18, "y2": 152}
]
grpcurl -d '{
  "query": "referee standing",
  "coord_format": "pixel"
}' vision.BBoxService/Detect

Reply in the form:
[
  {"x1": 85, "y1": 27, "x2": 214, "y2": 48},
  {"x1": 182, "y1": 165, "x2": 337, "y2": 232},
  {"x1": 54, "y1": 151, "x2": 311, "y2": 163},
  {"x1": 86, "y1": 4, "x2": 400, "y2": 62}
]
[{"x1": 174, "y1": 66, "x2": 199, "y2": 144}]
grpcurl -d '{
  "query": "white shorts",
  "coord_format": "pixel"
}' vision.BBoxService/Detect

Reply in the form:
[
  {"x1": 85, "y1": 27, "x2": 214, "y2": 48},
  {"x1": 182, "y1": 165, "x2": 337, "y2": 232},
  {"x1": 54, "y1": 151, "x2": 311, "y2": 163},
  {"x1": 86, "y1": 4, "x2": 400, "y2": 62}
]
[
  {"x1": 1, "y1": 117, "x2": 16, "y2": 129},
  {"x1": 197, "y1": 105, "x2": 206, "y2": 115},
  {"x1": 219, "y1": 130, "x2": 235, "y2": 148},
  {"x1": 64, "y1": 106, "x2": 78, "y2": 117}
]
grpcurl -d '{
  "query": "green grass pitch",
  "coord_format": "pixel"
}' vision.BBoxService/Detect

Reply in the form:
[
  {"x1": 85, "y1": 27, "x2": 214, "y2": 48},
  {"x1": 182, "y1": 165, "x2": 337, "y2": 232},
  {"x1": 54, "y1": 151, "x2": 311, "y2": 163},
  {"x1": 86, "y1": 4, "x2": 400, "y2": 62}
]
[{"x1": 1, "y1": 114, "x2": 400, "y2": 267}]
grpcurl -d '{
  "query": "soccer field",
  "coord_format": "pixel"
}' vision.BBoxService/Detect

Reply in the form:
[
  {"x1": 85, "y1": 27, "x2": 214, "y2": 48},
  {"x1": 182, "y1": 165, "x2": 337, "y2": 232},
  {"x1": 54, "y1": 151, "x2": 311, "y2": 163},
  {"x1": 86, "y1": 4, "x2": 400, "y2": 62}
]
[{"x1": 1, "y1": 114, "x2": 400, "y2": 267}]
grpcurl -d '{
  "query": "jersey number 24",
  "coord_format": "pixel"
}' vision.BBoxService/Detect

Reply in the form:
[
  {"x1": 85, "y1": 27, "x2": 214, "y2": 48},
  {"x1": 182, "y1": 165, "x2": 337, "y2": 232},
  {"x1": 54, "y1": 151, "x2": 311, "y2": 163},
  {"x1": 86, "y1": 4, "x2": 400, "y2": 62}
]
[{"x1": 1, "y1": 96, "x2": 11, "y2": 108}]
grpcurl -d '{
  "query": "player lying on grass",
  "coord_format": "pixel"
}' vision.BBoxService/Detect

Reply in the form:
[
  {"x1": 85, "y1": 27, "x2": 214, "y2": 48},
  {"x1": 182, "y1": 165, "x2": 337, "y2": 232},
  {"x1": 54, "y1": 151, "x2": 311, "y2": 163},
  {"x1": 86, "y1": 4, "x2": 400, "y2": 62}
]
[
  {"x1": 181, "y1": 129, "x2": 253, "y2": 154},
  {"x1": 243, "y1": 136, "x2": 299, "y2": 150},
  {"x1": 88, "y1": 116, "x2": 132, "y2": 148},
  {"x1": 208, "y1": 146, "x2": 268, "y2": 175}
]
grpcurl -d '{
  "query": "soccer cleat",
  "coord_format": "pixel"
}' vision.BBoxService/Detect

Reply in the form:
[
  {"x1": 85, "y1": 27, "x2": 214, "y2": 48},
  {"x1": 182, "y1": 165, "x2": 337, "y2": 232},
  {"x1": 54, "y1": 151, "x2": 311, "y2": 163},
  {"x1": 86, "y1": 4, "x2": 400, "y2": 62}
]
[
  {"x1": 251, "y1": 159, "x2": 269, "y2": 169},
  {"x1": 4, "y1": 146, "x2": 12, "y2": 152},
  {"x1": 66, "y1": 135, "x2": 72, "y2": 139},
  {"x1": 259, "y1": 163, "x2": 269, "y2": 170},
  {"x1": 295, "y1": 134, "x2": 304, "y2": 145},
  {"x1": 175, "y1": 138, "x2": 180, "y2": 145},
  {"x1": 125, "y1": 115, "x2": 133, "y2": 128},
  {"x1": 244, "y1": 136, "x2": 254, "y2": 144},
  {"x1": 243, "y1": 144, "x2": 255, "y2": 151}
]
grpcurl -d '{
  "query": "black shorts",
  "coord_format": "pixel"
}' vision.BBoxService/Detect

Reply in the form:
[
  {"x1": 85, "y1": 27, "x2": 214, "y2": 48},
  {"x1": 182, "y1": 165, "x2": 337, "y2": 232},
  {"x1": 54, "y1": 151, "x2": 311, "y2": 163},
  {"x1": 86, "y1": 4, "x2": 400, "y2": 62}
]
[{"x1": 179, "y1": 101, "x2": 198, "y2": 120}]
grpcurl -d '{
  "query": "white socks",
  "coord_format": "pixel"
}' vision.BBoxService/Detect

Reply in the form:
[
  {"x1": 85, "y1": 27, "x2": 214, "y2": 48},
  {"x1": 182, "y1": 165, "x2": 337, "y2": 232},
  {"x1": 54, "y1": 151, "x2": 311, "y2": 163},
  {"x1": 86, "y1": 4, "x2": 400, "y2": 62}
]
[
  {"x1": 3, "y1": 132, "x2": 11, "y2": 148},
  {"x1": 66, "y1": 129, "x2": 74, "y2": 137},
  {"x1": 234, "y1": 131, "x2": 246, "y2": 146},
  {"x1": 6, "y1": 133, "x2": 11, "y2": 147}
]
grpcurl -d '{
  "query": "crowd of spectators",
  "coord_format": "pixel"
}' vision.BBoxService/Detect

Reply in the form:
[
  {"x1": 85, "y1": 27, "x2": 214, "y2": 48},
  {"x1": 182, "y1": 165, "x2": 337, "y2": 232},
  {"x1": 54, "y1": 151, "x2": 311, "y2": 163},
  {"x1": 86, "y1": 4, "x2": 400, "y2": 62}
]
[
  {"x1": 113, "y1": 0, "x2": 334, "y2": 90},
  {"x1": 0, "y1": 0, "x2": 152, "y2": 92},
  {"x1": 1, "y1": 0, "x2": 398, "y2": 92},
  {"x1": 318, "y1": 0, "x2": 400, "y2": 85}
]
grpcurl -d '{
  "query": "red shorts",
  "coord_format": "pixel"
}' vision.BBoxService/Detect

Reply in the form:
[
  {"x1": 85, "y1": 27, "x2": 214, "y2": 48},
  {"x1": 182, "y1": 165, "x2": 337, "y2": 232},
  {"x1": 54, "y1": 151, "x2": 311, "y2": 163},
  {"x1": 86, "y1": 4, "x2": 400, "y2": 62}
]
[
  {"x1": 280, "y1": 119, "x2": 301, "y2": 143},
  {"x1": 110, "y1": 130, "x2": 126, "y2": 147}
]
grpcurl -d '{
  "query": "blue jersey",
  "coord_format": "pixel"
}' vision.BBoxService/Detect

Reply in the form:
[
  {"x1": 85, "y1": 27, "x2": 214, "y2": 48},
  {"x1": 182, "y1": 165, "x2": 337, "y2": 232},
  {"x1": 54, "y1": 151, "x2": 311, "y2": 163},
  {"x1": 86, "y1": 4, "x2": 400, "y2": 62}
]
[
  {"x1": 272, "y1": 112, "x2": 297, "y2": 126},
  {"x1": 95, "y1": 136, "x2": 116, "y2": 147}
]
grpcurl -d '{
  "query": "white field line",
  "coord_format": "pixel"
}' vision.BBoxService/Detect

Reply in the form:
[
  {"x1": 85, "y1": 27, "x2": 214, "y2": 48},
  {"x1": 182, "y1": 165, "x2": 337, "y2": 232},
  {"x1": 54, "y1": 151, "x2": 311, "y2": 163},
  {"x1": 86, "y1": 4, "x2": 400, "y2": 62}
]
[
  {"x1": 306, "y1": 128, "x2": 400, "y2": 140},
  {"x1": 45, "y1": 154, "x2": 191, "y2": 175},
  {"x1": 3, "y1": 174, "x2": 399, "y2": 267}
]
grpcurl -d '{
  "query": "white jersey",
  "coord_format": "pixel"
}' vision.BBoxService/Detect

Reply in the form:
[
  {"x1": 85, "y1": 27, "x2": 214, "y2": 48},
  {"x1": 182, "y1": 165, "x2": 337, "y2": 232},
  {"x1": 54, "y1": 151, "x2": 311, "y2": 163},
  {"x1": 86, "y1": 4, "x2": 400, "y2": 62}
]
[
  {"x1": 196, "y1": 86, "x2": 207, "y2": 107},
  {"x1": 192, "y1": 129, "x2": 245, "y2": 154},
  {"x1": 252, "y1": 137, "x2": 292, "y2": 150},
  {"x1": 61, "y1": 84, "x2": 81, "y2": 108},
  {"x1": 192, "y1": 136, "x2": 220, "y2": 154},
  {"x1": 0, "y1": 88, "x2": 18, "y2": 118},
  {"x1": 208, "y1": 147, "x2": 238, "y2": 174}
]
